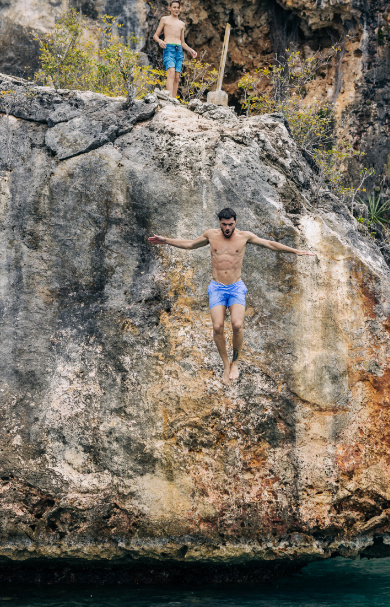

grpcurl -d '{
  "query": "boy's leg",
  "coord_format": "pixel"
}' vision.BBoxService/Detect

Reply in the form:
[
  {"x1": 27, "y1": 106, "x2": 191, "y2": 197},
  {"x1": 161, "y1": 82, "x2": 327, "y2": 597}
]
[
  {"x1": 172, "y1": 72, "x2": 180, "y2": 98},
  {"x1": 166, "y1": 67, "x2": 176, "y2": 97},
  {"x1": 210, "y1": 305, "x2": 230, "y2": 384},
  {"x1": 229, "y1": 303, "x2": 245, "y2": 380}
]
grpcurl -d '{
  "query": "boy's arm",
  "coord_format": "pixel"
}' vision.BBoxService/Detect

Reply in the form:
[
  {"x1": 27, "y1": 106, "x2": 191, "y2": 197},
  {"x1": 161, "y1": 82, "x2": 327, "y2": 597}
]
[
  {"x1": 148, "y1": 232, "x2": 209, "y2": 250},
  {"x1": 180, "y1": 27, "x2": 197, "y2": 58},
  {"x1": 153, "y1": 18, "x2": 167, "y2": 49},
  {"x1": 246, "y1": 232, "x2": 316, "y2": 256}
]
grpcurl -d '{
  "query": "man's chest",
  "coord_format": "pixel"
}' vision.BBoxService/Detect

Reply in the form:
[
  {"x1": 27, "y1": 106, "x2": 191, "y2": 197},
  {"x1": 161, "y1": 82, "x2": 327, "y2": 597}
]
[{"x1": 209, "y1": 238, "x2": 246, "y2": 258}]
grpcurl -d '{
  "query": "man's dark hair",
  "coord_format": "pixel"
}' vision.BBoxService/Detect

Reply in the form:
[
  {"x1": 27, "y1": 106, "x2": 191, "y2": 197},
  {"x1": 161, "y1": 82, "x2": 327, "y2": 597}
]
[
  {"x1": 218, "y1": 208, "x2": 237, "y2": 221},
  {"x1": 169, "y1": 0, "x2": 182, "y2": 5}
]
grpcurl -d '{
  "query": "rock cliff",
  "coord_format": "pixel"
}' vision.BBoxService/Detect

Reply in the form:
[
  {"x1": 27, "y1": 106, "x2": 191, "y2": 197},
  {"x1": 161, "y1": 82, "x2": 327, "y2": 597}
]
[
  {"x1": 0, "y1": 0, "x2": 389, "y2": 183},
  {"x1": 0, "y1": 74, "x2": 390, "y2": 580}
]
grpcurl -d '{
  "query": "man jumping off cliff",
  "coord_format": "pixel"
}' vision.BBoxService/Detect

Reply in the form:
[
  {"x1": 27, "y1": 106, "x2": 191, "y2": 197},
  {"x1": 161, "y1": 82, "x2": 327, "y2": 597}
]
[{"x1": 148, "y1": 208, "x2": 315, "y2": 385}]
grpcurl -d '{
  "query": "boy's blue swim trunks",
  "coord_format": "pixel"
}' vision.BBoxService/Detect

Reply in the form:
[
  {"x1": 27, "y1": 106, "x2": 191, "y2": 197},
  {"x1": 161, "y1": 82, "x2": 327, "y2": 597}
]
[
  {"x1": 163, "y1": 43, "x2": 184, "y2": 73},
  {"x1": 207, "y1": 280, "x2": 248, "y2": 310}
]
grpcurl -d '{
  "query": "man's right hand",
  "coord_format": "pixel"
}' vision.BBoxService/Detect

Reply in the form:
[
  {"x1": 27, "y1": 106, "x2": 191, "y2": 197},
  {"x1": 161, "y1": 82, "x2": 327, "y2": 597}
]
[
  {"x1": 296, "y1": 250, "x2": 316, "y2": 256},
  {"x1": 158, "y1": 40, "x2": 167, "y2": 49},
  {"x1": 148, "y1": 234, "x2": 167, "y2": 245}
]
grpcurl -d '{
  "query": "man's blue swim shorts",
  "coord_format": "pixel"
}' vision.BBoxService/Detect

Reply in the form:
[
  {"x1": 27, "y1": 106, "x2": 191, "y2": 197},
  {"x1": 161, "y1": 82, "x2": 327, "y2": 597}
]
[
  {"x1": 207, "y1": 280, "x2": 248, "y2": 310},
  {"x1": 163, "y1": 44, "x2": 184, "y2": 73}
]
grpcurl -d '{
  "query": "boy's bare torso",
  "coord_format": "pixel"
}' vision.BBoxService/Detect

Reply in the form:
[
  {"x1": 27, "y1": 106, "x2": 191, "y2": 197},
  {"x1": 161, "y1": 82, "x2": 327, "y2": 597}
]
[
  {"x1": 206, "y1": 229, "x2": 250, "y2": 285},
  {"x1": 161, "y1": 16, "x2": 185, "y2": 44}
]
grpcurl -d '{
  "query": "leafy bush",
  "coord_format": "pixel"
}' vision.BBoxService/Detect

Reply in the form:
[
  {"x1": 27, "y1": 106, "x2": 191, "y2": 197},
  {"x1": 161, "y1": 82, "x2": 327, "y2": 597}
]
[
  {"x1": 180, "y1": 54, "x2": 218, "y2": 103},
  {"x1": 238, "y1": 49, "x2": 339, "y2": 154},
  {"x1": 35, "y1": 10, "x2": 166, "y2": 104},
  {"x1": 238, "y1": 48, "x2": 374, "y2": 210},
  {"x1": 35, "y1": 10, "x2": 217, "y2": 105}
]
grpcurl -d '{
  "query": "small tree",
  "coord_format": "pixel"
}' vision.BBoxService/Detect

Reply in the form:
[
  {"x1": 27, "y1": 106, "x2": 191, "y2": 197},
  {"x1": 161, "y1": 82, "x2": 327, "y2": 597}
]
[
  {"x1": 179, "y1": 53, "x2": 218, "y2": 103},
  {"x1": 238, "y1": 48, "x2": 338, "y2": 155},
  {"x1": 35, "y1": 10, "x2": 93, "y2": 92},
  {"x1": 238, "y1": 47, "x2": 373, "y2": 210},
  {"x1": 36, "y1": 10, "x2": 217, "y2": 105},
  {"x1": 97, "y1": 18, "x2": 139, "y2": 105},
  {"x1": 35, "y1": 10, "x2": 166, "y2": 104}
]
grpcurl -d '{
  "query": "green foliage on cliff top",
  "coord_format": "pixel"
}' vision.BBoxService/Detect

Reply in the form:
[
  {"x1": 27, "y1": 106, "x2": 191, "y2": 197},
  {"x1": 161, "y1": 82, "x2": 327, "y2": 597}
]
[
  {"x1": 35, "y1": 9, "x2": 217, "y2": 104},
  {"x1": 180, "y1": 55, "x2": 218, "y2": 104},
  {"x1": 238, "y1": 50, "x2": 373, "y2": 211},
  {"x1": 35, "y1": 10, "x2": 166, "y2": 103}
]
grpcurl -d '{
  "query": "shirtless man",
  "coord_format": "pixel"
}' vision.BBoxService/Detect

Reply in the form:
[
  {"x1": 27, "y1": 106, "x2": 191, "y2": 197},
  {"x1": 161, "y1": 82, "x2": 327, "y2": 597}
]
[
  {"x1": 153, "y1": 0, "x2": 197, "y2": 99},
  {"x1": 148, "y1": 208, "x2": 315, "y2": 384}
]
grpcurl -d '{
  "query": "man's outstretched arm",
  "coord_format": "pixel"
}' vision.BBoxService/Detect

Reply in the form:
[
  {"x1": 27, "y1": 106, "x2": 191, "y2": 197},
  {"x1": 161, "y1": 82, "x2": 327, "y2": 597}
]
[
  {"x1": 148, "y1": 232, "x2": 209, "y2": 250},
  {"x1": 246, "y1": 232, "x2": 316, "y2": 256}
]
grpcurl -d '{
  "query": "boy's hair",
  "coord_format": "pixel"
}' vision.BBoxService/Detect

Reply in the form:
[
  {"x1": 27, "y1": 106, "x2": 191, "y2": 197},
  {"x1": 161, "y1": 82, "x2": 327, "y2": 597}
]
[
  {"x1": 169, "y1": 0, "x2": 182, "y2": 5},
  {"x1": 218, "y1": 208, "x2": 237, "y2": 221}
]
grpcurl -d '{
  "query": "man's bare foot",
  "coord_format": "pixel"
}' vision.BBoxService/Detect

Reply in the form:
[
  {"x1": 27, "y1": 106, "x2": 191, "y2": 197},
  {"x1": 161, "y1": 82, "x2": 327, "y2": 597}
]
[
  {"x1": 229, "y1": 362, "x2": 239, "y2": 381},
  {"x1": 222, "y1": 367, "x2": 231, "y2": 385}
]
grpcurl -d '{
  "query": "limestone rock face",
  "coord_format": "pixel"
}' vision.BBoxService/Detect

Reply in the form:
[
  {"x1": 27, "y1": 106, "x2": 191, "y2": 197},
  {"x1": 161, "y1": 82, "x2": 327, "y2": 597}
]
[
  {"x1": 0, "y1": 0, "x2": 388, "y2": 183},
  {"x1": 180, "y1": 0, "x2": 390, "y2": 183},
  {"x1": 0, "y1": 74, "x2": 390, "y2": 573},
  {"x1": 0, "y1": 0, "x2": 149, "y2": 79}
]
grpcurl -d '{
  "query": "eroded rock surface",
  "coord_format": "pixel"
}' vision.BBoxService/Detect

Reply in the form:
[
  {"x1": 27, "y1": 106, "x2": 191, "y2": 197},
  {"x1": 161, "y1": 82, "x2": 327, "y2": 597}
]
[
  {"x1": 0, "y1": 0, "x2": 388, "y2": 182},
  {"x1": 179, "y1": 0, "x2": 390, "y2": 184},
  {"x1": 0, "y1": 75, "x2": 390, "y2": 576}
]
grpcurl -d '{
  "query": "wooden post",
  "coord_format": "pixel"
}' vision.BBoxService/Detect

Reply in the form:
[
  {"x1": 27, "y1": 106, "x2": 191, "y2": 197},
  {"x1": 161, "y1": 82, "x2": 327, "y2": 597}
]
[
  {"x1": 216, "y1": 24, "x2": 231, "y2": 91},
  {"x1": 207, "y1": 23, "x2": 231, "y2": 107}
]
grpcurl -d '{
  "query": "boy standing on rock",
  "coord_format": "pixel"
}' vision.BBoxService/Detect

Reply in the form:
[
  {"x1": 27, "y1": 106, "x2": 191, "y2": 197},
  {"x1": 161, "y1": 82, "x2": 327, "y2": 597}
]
[{"x1": 153, "y1": 0, "x2": 197, "y2": 99}]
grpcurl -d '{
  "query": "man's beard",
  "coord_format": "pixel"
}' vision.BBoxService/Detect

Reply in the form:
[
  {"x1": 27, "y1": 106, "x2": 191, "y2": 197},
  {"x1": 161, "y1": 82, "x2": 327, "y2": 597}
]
[{"x1": 221, "y1": 227, "x2": 235, "y2": 239}]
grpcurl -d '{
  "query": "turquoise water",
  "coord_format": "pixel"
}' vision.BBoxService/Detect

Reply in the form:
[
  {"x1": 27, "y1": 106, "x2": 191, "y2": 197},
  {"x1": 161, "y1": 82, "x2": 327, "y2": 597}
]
[{"x1": 1, "y1": 558, "x2": 390, "y2": 606}]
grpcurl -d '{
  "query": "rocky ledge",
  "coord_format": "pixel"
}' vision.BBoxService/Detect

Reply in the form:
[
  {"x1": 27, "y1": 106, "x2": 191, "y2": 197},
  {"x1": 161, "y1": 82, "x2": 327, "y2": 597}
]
[{"x1": 0, "y1": 74, "x2": 390, "y2": 582}]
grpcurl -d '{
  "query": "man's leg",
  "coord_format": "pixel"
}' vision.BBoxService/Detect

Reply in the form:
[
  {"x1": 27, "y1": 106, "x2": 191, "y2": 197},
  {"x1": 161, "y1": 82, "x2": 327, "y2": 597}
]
[
  {"x1": 172, "y1": 72, "x2": 180, "y2": 98},
  {"x1": 166, "y1": 67, "x2": 175, "y2": 97},
  {"x1": 229, "y1": 303, "x2": 246, "y2": 380},
  {"x1": 210, "y1": 305, "x2": 230, "y2": 384}
]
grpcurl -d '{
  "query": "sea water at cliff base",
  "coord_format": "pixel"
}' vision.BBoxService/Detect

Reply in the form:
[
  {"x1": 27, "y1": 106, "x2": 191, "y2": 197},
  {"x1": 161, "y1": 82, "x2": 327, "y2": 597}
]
[{"x1": 0, "y1": 557, "x2": 390, "y2": 606}]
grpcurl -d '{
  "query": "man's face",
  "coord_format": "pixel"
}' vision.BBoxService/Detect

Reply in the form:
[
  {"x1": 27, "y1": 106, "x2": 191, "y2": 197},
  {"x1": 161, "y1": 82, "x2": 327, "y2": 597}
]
[
  {"x1": 219, "y1": 218, "x2": 237, "y2": 238},
  {"x1": 170, "y1": 2, "x2": 182, "y2": 15}
]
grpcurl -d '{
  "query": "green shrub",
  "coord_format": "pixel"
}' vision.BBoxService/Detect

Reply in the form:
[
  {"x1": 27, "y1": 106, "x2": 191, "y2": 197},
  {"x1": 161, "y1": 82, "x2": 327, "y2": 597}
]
[
  {"x1": 180, "y1": 54, "x2": 218, "y2": 104},
  {"x1": 238, "y1": 48, "x2": 373, "y2": 210},
  {"x1": 35, "y1": 9, "x2": 217, "y2": 104},
  {"x1": 35, "y1": 10, "x2": 166, "y2": 104},
  {"x1": 364, "y1": 193, "x2": 390, "y2": 226}
]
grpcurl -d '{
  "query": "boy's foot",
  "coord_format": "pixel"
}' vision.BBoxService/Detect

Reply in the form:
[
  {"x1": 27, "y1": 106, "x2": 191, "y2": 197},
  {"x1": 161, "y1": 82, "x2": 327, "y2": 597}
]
[
  {"x1": 222, "y1": 366, "x2": 231, "y2": 385},
  {"x1": 229, "y1": 362, "x2": 239, "y2": 381}
]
